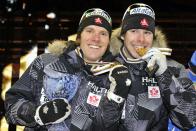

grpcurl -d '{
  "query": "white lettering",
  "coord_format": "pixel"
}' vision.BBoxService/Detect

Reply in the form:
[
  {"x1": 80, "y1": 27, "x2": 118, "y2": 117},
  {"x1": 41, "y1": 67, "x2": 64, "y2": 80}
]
[
  {"x1": 142, "y1": 77, "x2": 157, "y2": 84},
  {"x1": 87, "y1": 81, "x2": 108, "y2": 95},
  {"x1": 142, "y1": 77, "x2": 149, "y2": 83},
  {"x1": 129, "y1": 7, "x2": 155, "y2": 19},
  {"x1": 117, "y1": 70, "x2": 128, "y2": 74},
  {"x1": 85, "y1": 9, "x2": 111, "y2": 24}
]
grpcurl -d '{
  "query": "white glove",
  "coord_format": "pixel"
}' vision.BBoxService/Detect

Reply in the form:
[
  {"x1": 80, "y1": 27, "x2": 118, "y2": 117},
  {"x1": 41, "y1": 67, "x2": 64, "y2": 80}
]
[{"x1": 142, "y1": 48, "x2": 167, "y2": 76}]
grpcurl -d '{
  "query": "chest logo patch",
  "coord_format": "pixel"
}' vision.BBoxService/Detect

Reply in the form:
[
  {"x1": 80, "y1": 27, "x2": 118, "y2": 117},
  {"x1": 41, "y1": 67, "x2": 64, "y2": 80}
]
[
  {"x1": 87, "y1": 92, "x2": 101, "y2": 107},
  {"x1": 148, "y1": 86, "x2": 160, "y2": 98}
]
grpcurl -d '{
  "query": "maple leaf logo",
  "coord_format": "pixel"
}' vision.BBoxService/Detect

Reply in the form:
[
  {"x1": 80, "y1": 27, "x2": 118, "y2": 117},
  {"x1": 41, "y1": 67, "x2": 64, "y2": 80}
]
[
  {"x1": 89, "y1": 95, "x2": 99, "y2": 103},
  {"x1": 150, "y1": 87, "x2": 158, "y2": 96},
  {"x1": 95, "y1": 17, "x2": 102, "y2": 24},
  {"x1": 140, "y1": 18, "x2": 149, "y2": 28}
]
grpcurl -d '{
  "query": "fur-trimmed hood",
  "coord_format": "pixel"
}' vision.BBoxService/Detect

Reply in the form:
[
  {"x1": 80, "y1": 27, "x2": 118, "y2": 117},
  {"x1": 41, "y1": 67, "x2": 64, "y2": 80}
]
[
  {"x1": 109, "y1": 26, "x2": 168, "y2": 55},
  {"x1": 47, "y1": 27, "x2": 168, "y2": 56}
]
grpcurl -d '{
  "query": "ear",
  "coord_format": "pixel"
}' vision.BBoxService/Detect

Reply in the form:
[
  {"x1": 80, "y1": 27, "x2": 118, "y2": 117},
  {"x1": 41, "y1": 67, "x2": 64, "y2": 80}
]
[{"x1": 76, "y1": 36, "x2": 81, "y2": 45}]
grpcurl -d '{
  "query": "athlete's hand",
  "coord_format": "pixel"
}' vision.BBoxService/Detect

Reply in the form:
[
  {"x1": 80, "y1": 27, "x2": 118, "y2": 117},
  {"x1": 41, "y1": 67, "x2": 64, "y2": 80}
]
[
  {"x1": 107, "y1": 65, "x2": 131, "y2": 103},
  {"x1": 34, "y1": 98, "x2": 71, "y2": 125}
]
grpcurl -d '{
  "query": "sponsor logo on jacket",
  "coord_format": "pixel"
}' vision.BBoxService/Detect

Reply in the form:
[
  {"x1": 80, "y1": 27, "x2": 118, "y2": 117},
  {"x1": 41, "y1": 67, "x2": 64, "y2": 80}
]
[
  {"x1": 87, "y1": 81, "x2": 108, "y2": 96},
  {"x1": 142, "y1": 77, "x2": 157, "y2": 86}
]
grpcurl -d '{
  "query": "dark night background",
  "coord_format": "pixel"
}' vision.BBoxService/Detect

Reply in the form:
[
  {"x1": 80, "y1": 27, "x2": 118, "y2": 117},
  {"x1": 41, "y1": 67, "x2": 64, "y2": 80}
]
[{"x1": 0, "y1": 0, "x2": 196, "y2": 130}]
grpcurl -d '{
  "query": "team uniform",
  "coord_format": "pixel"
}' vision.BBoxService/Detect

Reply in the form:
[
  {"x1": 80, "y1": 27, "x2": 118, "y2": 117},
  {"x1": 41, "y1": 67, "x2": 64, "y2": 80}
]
[
  {"x1": 111, "y1": 3, "x2": 196, "y2": 130},
  {"x1": 5, "y1": 42, "x2": 122, "y2": 131},
  {"x1": 117, "y1": 50, "x2": 196, "y2": 131}
]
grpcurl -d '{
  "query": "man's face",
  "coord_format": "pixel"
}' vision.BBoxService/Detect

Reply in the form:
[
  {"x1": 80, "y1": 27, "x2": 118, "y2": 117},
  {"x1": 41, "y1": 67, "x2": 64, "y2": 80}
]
[
  {"x1": 123, "y1": 29, "x2": 153, "y2": 59},
  {"x1": 79, "y1": 25, "x2": 110, "y2": 62}
]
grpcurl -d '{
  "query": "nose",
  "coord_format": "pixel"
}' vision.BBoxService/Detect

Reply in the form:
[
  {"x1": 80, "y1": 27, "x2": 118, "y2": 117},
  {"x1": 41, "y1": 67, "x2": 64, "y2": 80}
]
[
  {"x1": 138, "y1": 32, "x2": 145, "y2": 43},
  {"x1": 92, "y1": 32, "x2": 100, "y2": 42}
]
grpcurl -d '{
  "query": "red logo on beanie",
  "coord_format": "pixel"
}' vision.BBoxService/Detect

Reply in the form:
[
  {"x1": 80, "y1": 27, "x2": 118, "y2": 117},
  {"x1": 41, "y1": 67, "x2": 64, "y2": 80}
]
[
  {"x1": 140, "y1": 18, "x2": 149, "y2": 28},
  {"x1": 95, "y1": 17, "x2": 102, "y2": 24}
]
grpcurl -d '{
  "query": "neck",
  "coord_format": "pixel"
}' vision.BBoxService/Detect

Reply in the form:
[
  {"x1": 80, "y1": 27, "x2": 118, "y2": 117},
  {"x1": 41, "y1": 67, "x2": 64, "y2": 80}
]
[{"x1": 123, "y1": 46, "x2": 134, "y2": 59}]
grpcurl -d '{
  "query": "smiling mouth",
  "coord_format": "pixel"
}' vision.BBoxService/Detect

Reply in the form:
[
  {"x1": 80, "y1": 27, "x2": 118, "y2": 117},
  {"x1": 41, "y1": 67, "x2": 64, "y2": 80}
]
[{"x1": 89, "y1": 44, "x2": 100, "y2": 49}]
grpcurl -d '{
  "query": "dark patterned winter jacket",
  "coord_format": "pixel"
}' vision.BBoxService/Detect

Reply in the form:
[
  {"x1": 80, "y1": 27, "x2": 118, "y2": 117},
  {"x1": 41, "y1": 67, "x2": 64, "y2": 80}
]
[
  {"x1": 4, "y1": 42, "x2": 122, "y2": 131},
  {"x1": 111, "y1": 27, "x2": 196, "y2": 131}
]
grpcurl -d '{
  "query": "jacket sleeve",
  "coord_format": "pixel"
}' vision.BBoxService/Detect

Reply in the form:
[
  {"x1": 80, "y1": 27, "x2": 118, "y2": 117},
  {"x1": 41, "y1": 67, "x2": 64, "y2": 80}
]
[
  {"x1": 156, "y1": 60, "x2": 196, "y2": 130},
  {"x1": 4, "y1": 55, "x2": 45, "y2": 127}
]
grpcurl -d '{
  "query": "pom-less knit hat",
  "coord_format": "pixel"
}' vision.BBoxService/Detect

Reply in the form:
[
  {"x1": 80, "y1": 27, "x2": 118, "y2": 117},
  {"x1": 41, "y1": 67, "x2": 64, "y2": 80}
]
[
  {"x1": 121, "y1": 3, "x2": 155, "y2": 35},
  {"x1": 77, "y1": 8, "x2": 112, "y2": 37}
]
